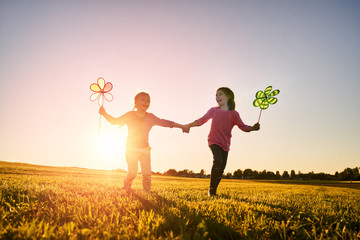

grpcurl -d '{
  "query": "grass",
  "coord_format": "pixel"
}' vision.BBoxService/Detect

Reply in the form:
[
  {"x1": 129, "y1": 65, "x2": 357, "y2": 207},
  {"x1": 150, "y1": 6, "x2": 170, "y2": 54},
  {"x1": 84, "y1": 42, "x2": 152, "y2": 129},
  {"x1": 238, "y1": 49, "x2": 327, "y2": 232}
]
[{"x1": 1, "y1": 161, "x2": 360, "y2": 239}]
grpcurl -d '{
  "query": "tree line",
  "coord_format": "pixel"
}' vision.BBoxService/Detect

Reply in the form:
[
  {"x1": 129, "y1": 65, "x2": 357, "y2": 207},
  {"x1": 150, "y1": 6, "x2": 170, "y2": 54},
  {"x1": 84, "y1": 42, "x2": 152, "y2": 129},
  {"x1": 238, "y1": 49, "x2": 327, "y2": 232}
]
[{"x1": 155, "y1": 167, "x2": 360, "y2": 181}]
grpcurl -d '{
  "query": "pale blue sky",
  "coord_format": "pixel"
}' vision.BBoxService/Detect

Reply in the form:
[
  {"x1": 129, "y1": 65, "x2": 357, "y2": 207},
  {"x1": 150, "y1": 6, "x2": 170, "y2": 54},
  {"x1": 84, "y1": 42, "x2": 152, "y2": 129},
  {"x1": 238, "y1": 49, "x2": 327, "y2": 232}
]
[{"x1": 1, "y1": 0, "x2": 359, "y2": 174}]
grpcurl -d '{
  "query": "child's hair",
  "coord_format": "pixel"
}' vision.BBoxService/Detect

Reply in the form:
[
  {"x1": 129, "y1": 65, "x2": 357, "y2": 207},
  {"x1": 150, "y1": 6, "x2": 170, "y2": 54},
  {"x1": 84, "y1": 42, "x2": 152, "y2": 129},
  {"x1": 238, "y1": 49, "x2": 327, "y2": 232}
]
[
  {"x1": 132, "y1": 92, "x2": 150, "y2": 111},
  {"x1": 218, "y1": 87, "x2": 235, "y2": 110}
]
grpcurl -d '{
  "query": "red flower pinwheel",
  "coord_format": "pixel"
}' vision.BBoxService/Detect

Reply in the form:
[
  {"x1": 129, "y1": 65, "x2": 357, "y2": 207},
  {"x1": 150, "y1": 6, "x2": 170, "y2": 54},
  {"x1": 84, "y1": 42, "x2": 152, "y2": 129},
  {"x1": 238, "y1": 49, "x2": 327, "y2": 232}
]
[{"x1": 90, "y1": 77, "x2": 113, "y2": 107}]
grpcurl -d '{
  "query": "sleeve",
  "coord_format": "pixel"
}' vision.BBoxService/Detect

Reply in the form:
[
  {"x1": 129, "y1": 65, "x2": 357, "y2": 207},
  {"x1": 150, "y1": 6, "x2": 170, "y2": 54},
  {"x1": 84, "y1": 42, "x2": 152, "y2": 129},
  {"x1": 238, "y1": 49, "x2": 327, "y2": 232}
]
[
  {"x1": 114, "y1": 112, "x2": 130, "y2": 126},
  {"x1": 150, "y1": 113, "x2": 175, "y2": 128},
  {"x1": 234, "y1": 111, "x2": 251, "y2": 132},
  {"x1": 102, "y1": 111, "x2": 129, "y2": 126},
  {"x1": 196, "y1": 108, "x2": 214, "y2": 126}
]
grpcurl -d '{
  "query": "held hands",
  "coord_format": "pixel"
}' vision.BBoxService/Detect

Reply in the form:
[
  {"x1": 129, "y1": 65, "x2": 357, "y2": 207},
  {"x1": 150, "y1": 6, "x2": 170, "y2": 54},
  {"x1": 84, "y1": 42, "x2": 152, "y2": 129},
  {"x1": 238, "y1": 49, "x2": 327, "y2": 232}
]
[
  {"x1": 181, "y1": 121, "x2": 198, "y2": 133},
  {"x1": 173, "y1": 123, "x2": 190, "y2": 133},
  {"x1": 182, "y1": 124, "x2": 190, "y2": 133}
]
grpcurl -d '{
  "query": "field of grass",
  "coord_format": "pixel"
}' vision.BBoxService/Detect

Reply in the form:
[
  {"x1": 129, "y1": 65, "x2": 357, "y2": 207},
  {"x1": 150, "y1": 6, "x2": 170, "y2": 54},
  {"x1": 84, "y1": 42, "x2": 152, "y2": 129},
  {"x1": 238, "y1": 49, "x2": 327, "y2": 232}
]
[{"x1": 1, "y1": 161, "x2": 360, "y2": 239}]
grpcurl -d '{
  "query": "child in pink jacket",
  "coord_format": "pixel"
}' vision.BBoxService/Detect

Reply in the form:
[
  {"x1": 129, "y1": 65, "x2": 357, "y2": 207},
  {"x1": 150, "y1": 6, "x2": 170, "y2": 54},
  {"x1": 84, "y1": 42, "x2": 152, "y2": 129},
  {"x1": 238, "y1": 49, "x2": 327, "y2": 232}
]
[{"x1": 186, "y1": 87, "x2": 260, "y2": 196}]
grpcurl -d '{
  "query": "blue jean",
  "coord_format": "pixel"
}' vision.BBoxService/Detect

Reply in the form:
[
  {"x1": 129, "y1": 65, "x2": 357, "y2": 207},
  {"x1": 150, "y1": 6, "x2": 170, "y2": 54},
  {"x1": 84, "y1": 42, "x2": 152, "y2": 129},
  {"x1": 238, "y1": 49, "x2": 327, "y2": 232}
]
[{"x1": 209, "y1": 144, "x2": 228, "y2": 195}]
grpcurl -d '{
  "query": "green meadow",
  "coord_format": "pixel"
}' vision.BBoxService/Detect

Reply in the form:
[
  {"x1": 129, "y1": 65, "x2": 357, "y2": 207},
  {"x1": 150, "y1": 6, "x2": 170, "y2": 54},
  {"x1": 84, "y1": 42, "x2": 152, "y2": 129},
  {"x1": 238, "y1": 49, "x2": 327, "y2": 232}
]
[{"x1": 1, "y1": 161, "x2": 359, "y2": 239}]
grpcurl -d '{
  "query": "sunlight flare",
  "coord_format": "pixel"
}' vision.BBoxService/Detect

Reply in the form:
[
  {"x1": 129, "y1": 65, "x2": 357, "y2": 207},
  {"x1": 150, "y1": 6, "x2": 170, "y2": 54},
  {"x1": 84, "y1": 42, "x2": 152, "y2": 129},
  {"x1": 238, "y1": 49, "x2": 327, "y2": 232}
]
[{"x1": 93, "y1": 127, "x2": 127, "y2": 170}]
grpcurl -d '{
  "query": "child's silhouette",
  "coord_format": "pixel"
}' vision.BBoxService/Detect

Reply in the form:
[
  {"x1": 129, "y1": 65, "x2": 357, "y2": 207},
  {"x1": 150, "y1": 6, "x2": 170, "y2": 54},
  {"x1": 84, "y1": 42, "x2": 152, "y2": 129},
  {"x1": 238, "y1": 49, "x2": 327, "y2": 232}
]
[{"x1": 99, "y1": 92, "x2": 187, "y2": 192}]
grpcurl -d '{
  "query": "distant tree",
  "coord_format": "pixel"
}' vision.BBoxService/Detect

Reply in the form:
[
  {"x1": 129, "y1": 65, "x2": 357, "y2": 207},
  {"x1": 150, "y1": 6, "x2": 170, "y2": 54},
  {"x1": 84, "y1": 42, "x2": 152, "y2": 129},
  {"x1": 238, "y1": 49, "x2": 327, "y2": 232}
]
[
  {"x1": 354, "y1": 167, "x2": 360, "y2": 180},
  {"x1": 313, "y1": 172, "x2": 331, "y2": 180},
  {"x1": 243, "y1": 169, "x2": 253, "y2": 179},
  {"x1": 178, "y1": 169, "x2": 190, "y2": 177},
  {"x1": 259, "y1": 170, "x2": 267, "y2": 179},
  {"x1": 308, "y1": 171, "x2": 315, "y2": 179},
  {"x1": 164, "y1": 169, "x2": 177, "y2": 176},
  {"x1": 253, "y1": 170, "x2": 259, "y2": 179},
  {"x1": 266, "y1": 171, "x2": 276, "y2": 179},
  {"x1": 297, "y1": 171, "x2": 306, "y2": 180},
  {"x1": 290, "y1": 170, "x2": 296, "y2": 179},
  {"x1": 233, "y1": 169, "x2": 243, "y2": 179},
  {"x1": 162, "y1": 167, "x2": 360, "y2": 181},
  {"x1": 224, "y1": 172, "x2": 232, "y2": 179},
  {"x1": 339, "y1": 168, "x2": 356, "y2": 181},
  {"x1": 275, "y1": 171, "x2": 281, "y2": 180}
]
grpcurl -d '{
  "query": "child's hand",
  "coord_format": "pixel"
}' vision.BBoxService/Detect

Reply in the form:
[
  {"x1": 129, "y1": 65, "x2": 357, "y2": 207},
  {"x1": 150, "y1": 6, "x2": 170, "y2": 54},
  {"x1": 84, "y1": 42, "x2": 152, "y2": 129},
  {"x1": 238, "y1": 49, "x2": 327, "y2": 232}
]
[
  {"x1": 252, "y1": 123, "x2": 260, "y2": 131},
  {"x1": 99, "y1": 106, "x2": 105, "y2": 116}
]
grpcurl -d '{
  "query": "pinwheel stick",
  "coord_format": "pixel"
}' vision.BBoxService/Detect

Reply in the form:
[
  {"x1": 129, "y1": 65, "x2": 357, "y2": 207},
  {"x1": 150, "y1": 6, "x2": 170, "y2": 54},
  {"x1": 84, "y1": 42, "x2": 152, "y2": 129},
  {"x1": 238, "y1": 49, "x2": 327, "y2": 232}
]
[
  {"x1": 257, "y1": 109, "x2": 262, "y2": 123},
  {"x1": 98, "y1": 114, "x2": 102, "y2": 135}
]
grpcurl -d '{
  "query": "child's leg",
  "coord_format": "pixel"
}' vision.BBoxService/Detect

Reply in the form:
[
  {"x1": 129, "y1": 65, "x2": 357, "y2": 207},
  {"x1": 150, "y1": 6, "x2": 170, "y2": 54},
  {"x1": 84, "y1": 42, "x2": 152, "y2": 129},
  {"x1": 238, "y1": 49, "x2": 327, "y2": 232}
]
[
  {"x1": 209, "y1": 144, "x2": 227, "y2": 195},
  {"x1": 139, "y1": 148, "x2": 151, "y2": 192},
  {"x1": 215, "y1": 150, "x2": 228, "y2": 189},
  {"x1": 124, "y1": 150, "x2": 140, "y2": 190}
]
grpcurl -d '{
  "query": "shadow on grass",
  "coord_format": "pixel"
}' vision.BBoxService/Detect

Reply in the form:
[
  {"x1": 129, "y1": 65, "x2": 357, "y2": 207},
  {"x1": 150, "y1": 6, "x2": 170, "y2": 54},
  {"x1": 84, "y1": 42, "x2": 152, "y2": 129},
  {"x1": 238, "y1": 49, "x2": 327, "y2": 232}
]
[{"x1": 128, "y1": 191, "x2": 242, "y2": 239}]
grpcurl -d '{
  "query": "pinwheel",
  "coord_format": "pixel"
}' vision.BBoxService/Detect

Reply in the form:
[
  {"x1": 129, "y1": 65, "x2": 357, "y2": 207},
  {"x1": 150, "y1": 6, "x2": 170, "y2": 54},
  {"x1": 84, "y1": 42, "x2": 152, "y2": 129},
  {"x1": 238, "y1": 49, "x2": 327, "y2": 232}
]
[
  {"x1": 253, "y1": 86, "x2": 280, "y2": 122},
  {"x1": 90, "y1": 77, "x2": 113, "y2": 134},
  {"x1": 90, "y1": 77, "x2": 113, "y2": 107}
]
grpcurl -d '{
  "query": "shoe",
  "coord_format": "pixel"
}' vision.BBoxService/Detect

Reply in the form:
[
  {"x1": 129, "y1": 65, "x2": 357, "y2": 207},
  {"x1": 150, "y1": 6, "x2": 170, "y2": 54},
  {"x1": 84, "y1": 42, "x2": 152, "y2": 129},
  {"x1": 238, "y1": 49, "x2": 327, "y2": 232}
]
[{"x1": 208, "y1": 190, "x2": 217, "y2": 197}]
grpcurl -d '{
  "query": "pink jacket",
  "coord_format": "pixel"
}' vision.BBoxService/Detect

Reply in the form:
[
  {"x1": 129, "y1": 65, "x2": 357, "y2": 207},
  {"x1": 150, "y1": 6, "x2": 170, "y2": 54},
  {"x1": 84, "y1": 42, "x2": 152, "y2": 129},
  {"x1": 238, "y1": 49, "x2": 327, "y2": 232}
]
[{"x1": 196, "y1": 107, "x2": 250, "y2": 151}]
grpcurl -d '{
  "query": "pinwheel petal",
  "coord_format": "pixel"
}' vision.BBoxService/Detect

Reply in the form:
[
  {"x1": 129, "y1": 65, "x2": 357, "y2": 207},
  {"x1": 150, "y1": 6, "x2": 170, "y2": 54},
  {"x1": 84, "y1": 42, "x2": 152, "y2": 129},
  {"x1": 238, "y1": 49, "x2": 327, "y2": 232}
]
[
  {"x1": 267, "y1": 97, "x2": 278, "y2": 104},
  {"x1": 104, "y1": 93, "x2": 113, "y2": 102},
  {"x1": 90, "y1": 83, "x2": 101, "y2": 92},
  {"x1": 90, "y1": 92, "x2": 100, "y2": 102},
  {"x1": 103, "y1": 82, "x2": 113, "y2": 92},
  {"x1": 253, "y1": 98, "x2": 265, "y2": 107},
  {"x1": 260, "y1": 100, "x2": 269, "y2": 110},
  {"x1": 264, "y1": 86, "x2": 272, "y2": 96},
  {"x1": 98, "y1": 94, "x2": 104, "y2": 107},
  {"x1": 97, "y1": 77, "x2": 105, "y2": 90},
  {"x1": 268, "y1": 89, "x2": 280, "y2": 97},
  {"x1": 256, "y1": 90, "x2": 265, "y2": 99}
]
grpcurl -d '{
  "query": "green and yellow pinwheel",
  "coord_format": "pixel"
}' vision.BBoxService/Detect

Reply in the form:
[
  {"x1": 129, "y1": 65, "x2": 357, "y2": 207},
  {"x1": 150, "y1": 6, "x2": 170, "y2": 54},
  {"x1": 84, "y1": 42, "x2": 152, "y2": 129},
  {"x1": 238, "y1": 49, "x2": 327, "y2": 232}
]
[{"x1": 253, "y1": 86, "x2": 280, "y2": 122}]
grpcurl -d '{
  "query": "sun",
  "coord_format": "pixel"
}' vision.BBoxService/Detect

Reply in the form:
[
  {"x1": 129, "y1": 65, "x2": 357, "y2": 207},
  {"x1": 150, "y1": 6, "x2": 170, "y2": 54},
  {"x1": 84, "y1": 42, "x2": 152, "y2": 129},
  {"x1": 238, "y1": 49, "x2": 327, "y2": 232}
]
[{"x1": 93, "y1": 127, "x2": 127, "y2": 170}]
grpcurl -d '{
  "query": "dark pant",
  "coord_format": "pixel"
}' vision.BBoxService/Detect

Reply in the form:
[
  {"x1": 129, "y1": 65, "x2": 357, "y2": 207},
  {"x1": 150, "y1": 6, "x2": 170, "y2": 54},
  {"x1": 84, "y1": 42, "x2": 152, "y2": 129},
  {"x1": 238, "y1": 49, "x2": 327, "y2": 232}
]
[{"x1": 209, "y1": 144, "x2": 228, "y2": 195}]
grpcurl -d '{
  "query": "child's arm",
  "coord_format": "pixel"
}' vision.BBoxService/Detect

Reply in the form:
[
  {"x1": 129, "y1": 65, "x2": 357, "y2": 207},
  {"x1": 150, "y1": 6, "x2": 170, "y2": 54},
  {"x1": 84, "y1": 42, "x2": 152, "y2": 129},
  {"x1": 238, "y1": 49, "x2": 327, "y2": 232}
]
[
  {"x1": 99, "y1": 107, "x2": 122, "y2": 125},
  {"x1": 150, "y1": 114, "x2": 189, "y2": 133},
  {"x1": 187, "y1": 121, "x2": 199, "y2": 128},
  {"x1": 186, "y1": 108, "x2": 214, "y2": 132}
]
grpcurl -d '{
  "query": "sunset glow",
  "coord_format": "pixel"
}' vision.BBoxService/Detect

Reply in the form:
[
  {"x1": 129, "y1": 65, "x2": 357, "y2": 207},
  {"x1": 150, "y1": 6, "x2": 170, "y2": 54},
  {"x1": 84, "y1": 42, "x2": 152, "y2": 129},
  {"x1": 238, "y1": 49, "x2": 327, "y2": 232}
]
[
  {"x1": 93, "y1": 127, "x2": 127, "y2": 171},
  {"x1": 0, "y1": 0, "x2": 359, "y2": 174}
]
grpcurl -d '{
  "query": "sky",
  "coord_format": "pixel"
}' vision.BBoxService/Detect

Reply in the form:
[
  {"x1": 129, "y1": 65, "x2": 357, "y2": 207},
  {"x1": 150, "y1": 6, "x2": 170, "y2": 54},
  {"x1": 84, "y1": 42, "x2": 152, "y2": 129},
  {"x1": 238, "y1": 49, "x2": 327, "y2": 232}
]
[{"x1": 1, "y1": 0, "x2": 359, "y2": 175}]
